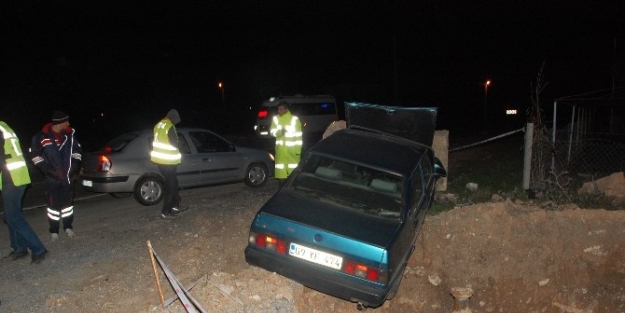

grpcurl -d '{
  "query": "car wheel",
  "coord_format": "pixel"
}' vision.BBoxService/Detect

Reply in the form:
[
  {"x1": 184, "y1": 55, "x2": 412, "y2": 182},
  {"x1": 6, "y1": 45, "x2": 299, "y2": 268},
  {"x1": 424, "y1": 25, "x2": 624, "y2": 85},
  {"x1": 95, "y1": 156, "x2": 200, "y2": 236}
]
[
  {"x1": 110, "y1": 192, "x2": 132, "y2": 199},
  {"x1": 244, "y1": 163, "x2": 268, "y2": 187},
  {"x1": 134, "y1": 176, "x2": 164, "y2": 206}
]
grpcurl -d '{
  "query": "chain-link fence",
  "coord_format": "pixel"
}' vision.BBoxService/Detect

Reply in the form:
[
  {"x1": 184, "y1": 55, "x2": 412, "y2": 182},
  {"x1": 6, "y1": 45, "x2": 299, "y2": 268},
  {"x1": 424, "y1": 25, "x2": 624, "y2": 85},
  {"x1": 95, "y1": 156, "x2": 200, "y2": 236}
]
[
  {"x1": 530, "y1": 129, "x2": 625, "y2": 190},
  {"x1": 553, "y1": 131, "x2": 625, "y2": 175}
]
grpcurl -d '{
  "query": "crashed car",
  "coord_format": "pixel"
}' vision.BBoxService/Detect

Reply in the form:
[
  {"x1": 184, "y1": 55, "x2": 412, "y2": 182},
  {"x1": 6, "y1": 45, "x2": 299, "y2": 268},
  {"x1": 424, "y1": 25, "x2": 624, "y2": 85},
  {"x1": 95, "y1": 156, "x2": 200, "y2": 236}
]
[{"x1": 244, "y1": 102, "x2": 447, "y2": 308}]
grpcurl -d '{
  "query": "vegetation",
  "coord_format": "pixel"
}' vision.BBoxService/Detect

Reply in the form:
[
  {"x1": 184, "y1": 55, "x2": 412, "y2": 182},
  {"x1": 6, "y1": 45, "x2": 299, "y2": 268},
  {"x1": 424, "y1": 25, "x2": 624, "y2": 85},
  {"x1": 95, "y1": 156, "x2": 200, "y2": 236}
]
[{"x1": 430, "y1": 134, "x2": 526, "y2": 215}]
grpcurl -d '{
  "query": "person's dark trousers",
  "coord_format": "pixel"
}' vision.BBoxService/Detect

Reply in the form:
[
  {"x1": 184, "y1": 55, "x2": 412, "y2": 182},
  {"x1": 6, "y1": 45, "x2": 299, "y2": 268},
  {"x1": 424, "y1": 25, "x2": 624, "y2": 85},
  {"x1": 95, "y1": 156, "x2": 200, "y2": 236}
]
[
  {"x1": 159, "y1": 164, "x2": 180, "y2": 215},
  {"x1": 46, "y1": 180, "x2": 75, "y2": 233},
  {"x1": 2, "y1": 178, "x2": 47, "y2": 256}
]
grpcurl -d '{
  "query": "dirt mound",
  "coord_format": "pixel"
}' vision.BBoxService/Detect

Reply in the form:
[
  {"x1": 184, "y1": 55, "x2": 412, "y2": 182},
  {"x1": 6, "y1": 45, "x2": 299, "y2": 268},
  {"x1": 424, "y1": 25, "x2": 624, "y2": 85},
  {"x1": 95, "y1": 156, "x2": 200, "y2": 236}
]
[
  {"x1": 151, "y1": 196, "x2": 625, "y2": 312},
  {"x1": 2, "y1": 184, "x2": 624, "y2": 313}
]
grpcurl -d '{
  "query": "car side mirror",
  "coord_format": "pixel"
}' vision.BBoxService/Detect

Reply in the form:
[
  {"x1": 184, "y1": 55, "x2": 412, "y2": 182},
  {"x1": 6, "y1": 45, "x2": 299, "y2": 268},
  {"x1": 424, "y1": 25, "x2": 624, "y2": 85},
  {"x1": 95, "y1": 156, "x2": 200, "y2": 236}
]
[{"x1": 434, "y1": 159, "x2": 447, "y2": 178}]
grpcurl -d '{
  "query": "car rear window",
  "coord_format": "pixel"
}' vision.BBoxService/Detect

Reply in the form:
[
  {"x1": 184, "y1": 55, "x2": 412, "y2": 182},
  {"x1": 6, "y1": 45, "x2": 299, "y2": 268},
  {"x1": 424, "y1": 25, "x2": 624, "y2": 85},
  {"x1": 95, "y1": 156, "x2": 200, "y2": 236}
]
[
  {"x1": 102, "y1": 132, "x2": 141, "y2": 152},
  {"x1": 290, "y1": 155, "x2": 403, "y2": 219}
]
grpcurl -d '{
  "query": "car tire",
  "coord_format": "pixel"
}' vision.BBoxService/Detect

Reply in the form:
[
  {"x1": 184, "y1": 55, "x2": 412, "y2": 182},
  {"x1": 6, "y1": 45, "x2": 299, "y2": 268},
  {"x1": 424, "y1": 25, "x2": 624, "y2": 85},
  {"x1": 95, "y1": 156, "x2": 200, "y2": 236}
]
[
  {"x1": 244, "y1": 163, "x2": 268, "y2": 187},
  {"x1": 111, "y1": 192, "x2": 132, "y2": 199},
  {"x1": 134, "y1": 176, "x2": 164, "y2": 206}
]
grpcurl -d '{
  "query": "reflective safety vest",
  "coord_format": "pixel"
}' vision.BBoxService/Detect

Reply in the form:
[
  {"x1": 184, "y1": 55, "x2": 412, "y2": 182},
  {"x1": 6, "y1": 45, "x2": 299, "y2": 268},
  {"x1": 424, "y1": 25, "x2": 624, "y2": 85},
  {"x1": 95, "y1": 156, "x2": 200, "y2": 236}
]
[
  {"x1": 270, "y1": 111, "x2": 302, "y2": 179},
  {"x1": 150, "y1": 119, "x2": 182, "y2": 165},
  {"x1": 0, "y1": 121, "x2": 31, "y2": 190}
]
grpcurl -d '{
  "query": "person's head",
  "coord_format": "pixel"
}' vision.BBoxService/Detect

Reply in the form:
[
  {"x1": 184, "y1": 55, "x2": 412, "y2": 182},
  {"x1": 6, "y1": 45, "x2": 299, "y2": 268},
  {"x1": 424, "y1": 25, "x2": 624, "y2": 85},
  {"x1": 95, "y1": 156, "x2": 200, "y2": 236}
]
[
  {"x1": 51, "y1": 110, "x2": 70, "y2": 133},
  {"x1": 166, "y1": 109, "x2": 181, "y2": 125},
  {"x1": 277, "y1": 101, "x2": 290, "y2": 116}
]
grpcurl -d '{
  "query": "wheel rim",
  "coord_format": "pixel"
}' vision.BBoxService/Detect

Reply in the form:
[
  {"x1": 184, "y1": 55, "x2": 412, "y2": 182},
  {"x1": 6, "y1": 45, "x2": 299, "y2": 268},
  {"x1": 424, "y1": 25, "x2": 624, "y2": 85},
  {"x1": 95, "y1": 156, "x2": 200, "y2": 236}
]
[
  {"x1": 140, "y1": 180, "x2": 162, "y2": 202},
  {"x1": 248, "y1": 166, "x2": 267, "y2": 185}
]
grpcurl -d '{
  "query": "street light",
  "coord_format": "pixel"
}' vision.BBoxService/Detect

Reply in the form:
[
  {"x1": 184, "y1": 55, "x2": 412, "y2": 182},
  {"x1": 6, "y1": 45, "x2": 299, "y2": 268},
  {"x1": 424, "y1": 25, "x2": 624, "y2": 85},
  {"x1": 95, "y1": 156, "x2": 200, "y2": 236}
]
[
  {"x1": 484, "y1": 80, "x2": 491, "y2": 126},
  {"x1": 218, "y1": 82, "x2": 225, "y2": 107}
]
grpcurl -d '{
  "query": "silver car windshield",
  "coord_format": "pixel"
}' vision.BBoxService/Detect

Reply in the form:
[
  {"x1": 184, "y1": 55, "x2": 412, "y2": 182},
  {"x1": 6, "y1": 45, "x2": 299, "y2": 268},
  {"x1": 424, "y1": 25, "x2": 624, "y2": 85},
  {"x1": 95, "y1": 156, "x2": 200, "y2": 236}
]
[{"x1": 290, "y1": 155, "x2": 403, "y2": 219}]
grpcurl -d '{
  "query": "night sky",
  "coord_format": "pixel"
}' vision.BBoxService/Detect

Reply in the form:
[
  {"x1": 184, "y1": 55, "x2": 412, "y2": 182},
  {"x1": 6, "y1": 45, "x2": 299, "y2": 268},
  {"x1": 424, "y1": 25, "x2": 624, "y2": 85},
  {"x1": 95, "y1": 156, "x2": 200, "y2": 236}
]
[{"x1": 2, "y1": 1, "x2": 624, "y2": 151}]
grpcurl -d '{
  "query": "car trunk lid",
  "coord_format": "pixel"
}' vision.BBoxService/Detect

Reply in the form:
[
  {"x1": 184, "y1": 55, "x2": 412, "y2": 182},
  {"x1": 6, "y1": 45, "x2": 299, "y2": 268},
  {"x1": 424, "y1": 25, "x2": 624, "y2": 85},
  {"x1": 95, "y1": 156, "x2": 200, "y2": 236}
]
[
  {"x1": 258, "y1": 191, "x2": 402, "y2": 248},
  {"x1": 345, "y1": 102, "x2": 438, "y2": 147}
]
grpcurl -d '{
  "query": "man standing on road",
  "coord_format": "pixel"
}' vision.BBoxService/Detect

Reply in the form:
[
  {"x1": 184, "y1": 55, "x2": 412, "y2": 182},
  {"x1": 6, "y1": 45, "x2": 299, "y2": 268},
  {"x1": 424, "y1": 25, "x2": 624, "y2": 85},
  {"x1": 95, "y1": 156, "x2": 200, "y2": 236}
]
[
  {"x1": 151, "y1": 109, "x2": 185, "y2": 219},
  {"x1": 270, "y1": 101, "x2": 302, "y2": 187},
  {"x1": 1, "y1": 121, "x2": 48, "y2": 264},
  {"x1": 30, "y1": 111, "x2": 82, "y2": 242}
]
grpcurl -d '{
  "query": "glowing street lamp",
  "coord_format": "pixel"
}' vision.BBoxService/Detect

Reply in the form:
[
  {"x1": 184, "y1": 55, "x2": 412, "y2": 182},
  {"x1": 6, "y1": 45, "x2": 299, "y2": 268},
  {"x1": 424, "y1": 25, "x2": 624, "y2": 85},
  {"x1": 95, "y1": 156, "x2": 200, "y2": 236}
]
[
  {"x1": 218, "y1": 82, "x2": 225, "y2": 107},
  {"x1": 484, "y1": 80, "x2": 491, "y2": 124}
]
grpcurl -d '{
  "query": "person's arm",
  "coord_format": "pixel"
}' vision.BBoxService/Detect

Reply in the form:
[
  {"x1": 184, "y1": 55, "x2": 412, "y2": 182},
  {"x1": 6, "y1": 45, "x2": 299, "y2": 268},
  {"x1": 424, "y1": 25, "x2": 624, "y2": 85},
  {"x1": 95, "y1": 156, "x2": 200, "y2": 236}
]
[
  {"x1": 69, "y1": 133, "x2": 83, "y2": 180},
  {"x1": 30, "y1": 133, "x2": 46, "y2": 173},
  {"x1": 167, "y1": 127, "x2": 179, "y2": 149}
]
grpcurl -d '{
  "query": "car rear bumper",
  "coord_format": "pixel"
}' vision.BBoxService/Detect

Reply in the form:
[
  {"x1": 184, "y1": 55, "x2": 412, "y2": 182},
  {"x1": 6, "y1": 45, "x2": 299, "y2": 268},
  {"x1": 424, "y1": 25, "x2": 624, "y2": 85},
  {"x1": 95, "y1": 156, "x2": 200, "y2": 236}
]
[
  {"x1": 79, "y1": 175, "x2": 132, "y2": 193},
  {"x1": 244, "y1": 246, "x2": 391, "y2": 307}
]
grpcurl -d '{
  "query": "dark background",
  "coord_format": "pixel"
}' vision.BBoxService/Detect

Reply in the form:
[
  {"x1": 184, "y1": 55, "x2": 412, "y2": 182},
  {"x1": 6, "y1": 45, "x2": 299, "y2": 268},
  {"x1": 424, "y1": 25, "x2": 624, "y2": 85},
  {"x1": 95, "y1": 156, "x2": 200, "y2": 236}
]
[{"x1": 1, "y1": 1, "x2": 624, "y2": 151}]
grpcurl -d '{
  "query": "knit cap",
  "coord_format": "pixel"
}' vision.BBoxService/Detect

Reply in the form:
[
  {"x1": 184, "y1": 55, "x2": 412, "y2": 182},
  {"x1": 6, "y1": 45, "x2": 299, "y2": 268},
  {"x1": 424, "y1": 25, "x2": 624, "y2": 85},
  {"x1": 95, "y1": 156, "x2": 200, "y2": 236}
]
[{"x1": 52, "y1": 111, "x2": 69, "y2": 125}]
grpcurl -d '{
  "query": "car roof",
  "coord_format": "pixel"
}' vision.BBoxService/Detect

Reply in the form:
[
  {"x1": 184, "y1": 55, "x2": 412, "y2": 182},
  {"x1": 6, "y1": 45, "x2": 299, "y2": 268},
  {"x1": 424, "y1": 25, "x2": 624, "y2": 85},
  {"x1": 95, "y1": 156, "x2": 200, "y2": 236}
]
[
  {"x1": 309, "y1": 128, "x2": 431, "y2": 175},
  {"x1": 123, "y1": 127, "x2": 220, "y2": 135}
]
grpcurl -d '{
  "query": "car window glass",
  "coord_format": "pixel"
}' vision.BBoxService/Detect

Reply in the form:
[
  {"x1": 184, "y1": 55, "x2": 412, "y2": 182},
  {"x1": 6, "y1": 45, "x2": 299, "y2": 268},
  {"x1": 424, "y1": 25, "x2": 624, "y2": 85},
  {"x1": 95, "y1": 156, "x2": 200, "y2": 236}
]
[
  {"x1": 290, "y1": 154, "x2": 402, "y2": 219},
  {"x1": 411, "y1": 163, "x2": 424, "y2": 211},
  {"x1": 289, "y1": 102, "x2": 337, "y2": 116},
  {"x1": 189, "y1": 131, "x2": 231, "y2": 153},
  {"x1": 176, "y1": 133, "x2": 191, "y2": 154},
  {"x1": 103, "y1": 132, "x2": 141, "y2": 152}
]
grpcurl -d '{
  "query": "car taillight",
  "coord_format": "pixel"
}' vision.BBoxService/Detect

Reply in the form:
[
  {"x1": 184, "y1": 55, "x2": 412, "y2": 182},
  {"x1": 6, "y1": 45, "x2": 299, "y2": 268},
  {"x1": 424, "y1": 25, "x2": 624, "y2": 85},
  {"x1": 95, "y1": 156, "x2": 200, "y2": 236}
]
[
  {"x1": 249, "y1": 232, "x2": 287, "y2": 254},
  {"x1": 257, "y1": 109, "x2": 269, "y2": 119},
  {"x1": 344, "y1": 260, "x2": 383, "y2": 282},
  {"x1": 98, "y1": 155, "x2": 111, "y2": 172}
]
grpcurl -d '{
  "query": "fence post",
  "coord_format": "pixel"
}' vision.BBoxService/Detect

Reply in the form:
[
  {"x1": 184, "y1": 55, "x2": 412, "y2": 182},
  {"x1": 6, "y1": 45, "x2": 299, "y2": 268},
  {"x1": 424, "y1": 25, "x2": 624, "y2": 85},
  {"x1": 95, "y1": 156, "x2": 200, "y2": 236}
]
[{"x1": 523, "y1": 122, "x2": 534, "y2": 190}]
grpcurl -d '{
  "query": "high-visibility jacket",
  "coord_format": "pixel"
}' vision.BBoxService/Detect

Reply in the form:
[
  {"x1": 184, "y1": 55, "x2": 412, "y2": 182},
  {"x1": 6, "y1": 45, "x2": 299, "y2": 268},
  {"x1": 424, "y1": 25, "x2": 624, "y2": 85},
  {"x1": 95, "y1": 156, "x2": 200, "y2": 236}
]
[
  {"x1": 270, "y1": 111, "x2": 302, "y2": 179},
  {"x1": 0, "y1": 121, "x2": 31, "y2": 190},
  {"x1": 150, "y1": 118, "x2": 181, "y2": 165}
]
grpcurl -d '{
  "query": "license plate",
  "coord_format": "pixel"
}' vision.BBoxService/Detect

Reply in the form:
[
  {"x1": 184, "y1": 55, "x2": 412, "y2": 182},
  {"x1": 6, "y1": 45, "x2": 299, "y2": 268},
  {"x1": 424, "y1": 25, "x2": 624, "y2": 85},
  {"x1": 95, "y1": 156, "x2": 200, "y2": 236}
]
[
  {"x1": 289, "y1": 243, "x2": 343, "y2": 270},
  {"x1": 82, "y1": 180, "x2": 93, "y2": 187}
]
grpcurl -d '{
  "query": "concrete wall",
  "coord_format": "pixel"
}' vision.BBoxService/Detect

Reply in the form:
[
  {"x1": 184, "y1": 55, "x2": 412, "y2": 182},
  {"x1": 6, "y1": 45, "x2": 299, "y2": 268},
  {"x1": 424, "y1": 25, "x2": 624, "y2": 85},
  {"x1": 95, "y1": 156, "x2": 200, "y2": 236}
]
[{"x1": 433, "y1": 130, "x2": 449, "y2": 191}]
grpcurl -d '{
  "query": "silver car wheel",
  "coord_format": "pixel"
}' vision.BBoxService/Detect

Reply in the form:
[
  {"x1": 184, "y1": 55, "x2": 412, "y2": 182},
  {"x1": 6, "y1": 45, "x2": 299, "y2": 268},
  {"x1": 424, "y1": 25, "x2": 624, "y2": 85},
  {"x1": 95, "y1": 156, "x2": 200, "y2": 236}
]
[
  {"x1": 245, "y1": 163, "x2": 268, "y2": 187},
  {"x1": 134, "y1": 176, "x2": 164, "y2": 206}
]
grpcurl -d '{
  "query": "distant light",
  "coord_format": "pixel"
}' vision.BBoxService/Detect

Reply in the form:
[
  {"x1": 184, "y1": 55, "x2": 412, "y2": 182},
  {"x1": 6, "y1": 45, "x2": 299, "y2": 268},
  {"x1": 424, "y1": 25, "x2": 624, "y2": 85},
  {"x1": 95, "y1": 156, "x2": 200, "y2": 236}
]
[
  {"x1": 100, "y1": 112, "x2": 104, "y2": 117},
  {"x1": 486, "y1": 80, "x2": 491, "y2": 85},
  {"x1": 218, "y1": 82, "x2": 223, "y2": 88},
  {"x1": 506, "y1": 109, "x2": 517, "y2": 115}
]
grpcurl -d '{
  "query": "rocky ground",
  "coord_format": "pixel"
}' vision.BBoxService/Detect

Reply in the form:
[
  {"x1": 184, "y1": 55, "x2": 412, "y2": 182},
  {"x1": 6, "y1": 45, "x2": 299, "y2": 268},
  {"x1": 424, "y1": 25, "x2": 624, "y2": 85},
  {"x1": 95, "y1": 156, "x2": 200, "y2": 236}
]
[{"x1": 1, "y1": 179, "x2": 625, "y2": 313}]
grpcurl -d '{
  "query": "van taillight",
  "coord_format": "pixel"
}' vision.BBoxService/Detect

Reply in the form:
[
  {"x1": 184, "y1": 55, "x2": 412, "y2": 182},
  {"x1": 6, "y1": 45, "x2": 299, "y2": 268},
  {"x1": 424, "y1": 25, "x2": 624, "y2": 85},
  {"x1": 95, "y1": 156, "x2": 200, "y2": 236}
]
[
  {"x1": 257, "y1": 110, "x2": 269, "y2": 119},
  {"x1": 98, "y1": 155, "x2": 112, "y2": 172}
]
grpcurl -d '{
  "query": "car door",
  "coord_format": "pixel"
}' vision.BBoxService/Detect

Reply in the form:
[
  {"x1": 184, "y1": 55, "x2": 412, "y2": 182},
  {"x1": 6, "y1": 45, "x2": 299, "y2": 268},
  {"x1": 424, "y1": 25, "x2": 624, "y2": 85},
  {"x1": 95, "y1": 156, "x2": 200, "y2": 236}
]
[
  {"x1": 187, "y1": 130, "x2": 243, "y2": 183},
  {"x1": 173, "y1": 131, "x2": 204, "y2": 187}
]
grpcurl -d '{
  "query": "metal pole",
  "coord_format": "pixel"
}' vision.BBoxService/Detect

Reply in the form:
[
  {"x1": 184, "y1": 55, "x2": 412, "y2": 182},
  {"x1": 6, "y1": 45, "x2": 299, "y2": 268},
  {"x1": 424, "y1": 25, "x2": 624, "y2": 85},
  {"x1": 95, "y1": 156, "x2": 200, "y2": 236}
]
[{"x1": 523, "y1": 122, "x2": 534, "y2": 190}]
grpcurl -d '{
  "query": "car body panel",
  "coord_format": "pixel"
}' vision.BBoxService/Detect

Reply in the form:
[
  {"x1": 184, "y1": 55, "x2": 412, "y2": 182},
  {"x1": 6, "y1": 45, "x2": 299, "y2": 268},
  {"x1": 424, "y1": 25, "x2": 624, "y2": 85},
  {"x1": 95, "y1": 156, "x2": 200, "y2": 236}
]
[
  {"x1": 79, "y1": 128, "x2": 274, "y2": 204},
  {"x1": 245, "y1": 104, "x2": 445, "y2": 307}
]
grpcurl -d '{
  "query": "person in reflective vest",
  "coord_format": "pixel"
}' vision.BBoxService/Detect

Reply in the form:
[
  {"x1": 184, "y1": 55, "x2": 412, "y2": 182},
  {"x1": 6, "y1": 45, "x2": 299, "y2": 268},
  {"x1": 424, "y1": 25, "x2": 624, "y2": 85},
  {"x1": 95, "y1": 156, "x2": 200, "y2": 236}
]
[
  {"x1": 151, "y1": 109, "x2": 185, "y2": 219},
  {"x1": 270, "y1": 101, "x2": 302, "y2": 186},
  {"x1": 1, "y1": 121, "x2": 48, "y2": 264},
  {"x1": 30, "y1": 111, "x2": 82, "y2": 243}
]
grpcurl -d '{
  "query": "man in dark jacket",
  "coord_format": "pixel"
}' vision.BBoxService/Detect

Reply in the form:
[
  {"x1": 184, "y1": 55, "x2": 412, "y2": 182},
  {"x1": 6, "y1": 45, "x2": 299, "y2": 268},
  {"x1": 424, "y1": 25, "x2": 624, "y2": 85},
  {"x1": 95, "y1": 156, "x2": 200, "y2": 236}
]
[{"x1": 30, "y1": 111, "x2": 82, "y2": 242}]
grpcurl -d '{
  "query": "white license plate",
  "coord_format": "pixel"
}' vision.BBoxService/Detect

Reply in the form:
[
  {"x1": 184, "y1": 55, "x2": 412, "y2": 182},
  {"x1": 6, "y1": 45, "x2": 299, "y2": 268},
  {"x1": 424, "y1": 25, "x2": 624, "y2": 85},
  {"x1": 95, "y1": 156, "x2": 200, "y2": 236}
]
[
  {"x1": 82, "y1": 180, "x2": 93, "y2": 187},
  {"x1": 289, "y1": 243, "x2": 343, "y2": 270}
]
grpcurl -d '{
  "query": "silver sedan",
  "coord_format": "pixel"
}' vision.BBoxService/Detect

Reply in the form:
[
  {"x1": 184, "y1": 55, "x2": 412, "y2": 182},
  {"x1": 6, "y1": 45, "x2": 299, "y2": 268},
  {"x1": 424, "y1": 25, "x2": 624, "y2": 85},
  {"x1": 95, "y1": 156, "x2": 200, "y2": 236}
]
[{"x1": 79, "y1": 127, "x2": 274, "y2": 205}]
